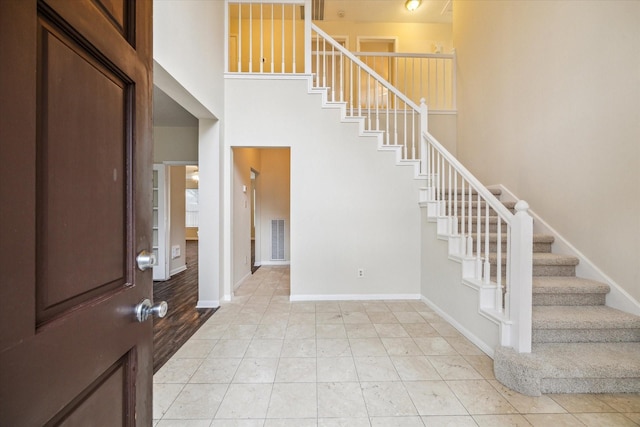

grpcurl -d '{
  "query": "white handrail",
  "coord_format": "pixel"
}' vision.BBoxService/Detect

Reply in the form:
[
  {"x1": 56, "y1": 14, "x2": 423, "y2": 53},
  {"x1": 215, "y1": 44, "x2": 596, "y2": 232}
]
[{"x1": 312, "y1": 25, "x2": 420, "y2": 112}]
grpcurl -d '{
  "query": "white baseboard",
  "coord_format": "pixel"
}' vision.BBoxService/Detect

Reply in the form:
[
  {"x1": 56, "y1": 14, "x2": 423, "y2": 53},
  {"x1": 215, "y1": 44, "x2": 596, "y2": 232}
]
[
  {"x1": 421, "y1": 295, "x2": 496, "y2": 358},
  {"x1": 260, "y1": 260, "x2": 291, "y2": 266},
  {"x1": 234, "y1": 271, "x2": 252, "y2": 291},
  {"x1": 290, "y1": 293, "x2": 421, "y2": 302},
  {"x1": 491, "y1": 184, "x2": 640, "y2": 316},
  {"x1": 196, "y1": 299, "x2": 220, "y2": 308},
  {"x1": 170, "y1": 265, "x2": 187, "y2": 276}
]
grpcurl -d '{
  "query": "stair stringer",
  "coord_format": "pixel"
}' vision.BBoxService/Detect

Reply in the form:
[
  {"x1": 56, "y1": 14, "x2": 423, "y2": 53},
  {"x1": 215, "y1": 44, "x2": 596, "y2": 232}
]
[
  {"x1": 493, "y1": 184, "x2": 640, "y2": 316},
  {"x1": 309, "y1": 80, "x2": 425, "y2": 181},
  {"x1": 419, "y1": 206, "x2": 513, "y2": 358}
]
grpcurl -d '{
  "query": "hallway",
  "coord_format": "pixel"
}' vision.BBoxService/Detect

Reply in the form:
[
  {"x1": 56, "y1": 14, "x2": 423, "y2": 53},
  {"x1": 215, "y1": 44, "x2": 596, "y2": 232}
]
[{"x1": 153, "y1": 267, "x2": 640, "y2": 426}]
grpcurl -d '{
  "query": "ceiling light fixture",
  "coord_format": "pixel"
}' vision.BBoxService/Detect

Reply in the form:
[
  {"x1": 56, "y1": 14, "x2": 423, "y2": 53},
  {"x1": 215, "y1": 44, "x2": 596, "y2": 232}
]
[{"x1": 405, "y1": 0, "x2": 422, "y2": 12}]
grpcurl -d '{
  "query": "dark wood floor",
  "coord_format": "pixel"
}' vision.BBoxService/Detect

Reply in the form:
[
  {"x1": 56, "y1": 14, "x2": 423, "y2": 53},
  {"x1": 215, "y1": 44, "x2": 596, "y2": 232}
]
[{"x1": 153, "y1": 240, "x2": 217, "y2": 373}]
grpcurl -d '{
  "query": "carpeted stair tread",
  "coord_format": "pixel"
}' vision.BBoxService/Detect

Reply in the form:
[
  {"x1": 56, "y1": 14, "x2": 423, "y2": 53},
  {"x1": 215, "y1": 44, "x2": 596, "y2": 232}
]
[
  {"x1": 533, "y1": 305, "x2": 640, "y2": 329},
  {"x1": 488, "y1": 252, "x2": 579, "y2": 265},
  {"x1": 494, "y1": 343, "x2": 640, "y2": 395},
  {"x1": 533, "y1": 276, "x2": 609, "y2": 295}
]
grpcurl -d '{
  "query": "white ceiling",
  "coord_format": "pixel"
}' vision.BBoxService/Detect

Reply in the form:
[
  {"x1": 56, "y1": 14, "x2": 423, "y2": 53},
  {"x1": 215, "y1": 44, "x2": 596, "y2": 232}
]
[{"x1": 322, "y1": 0, "x2": 452, "y2": 24}]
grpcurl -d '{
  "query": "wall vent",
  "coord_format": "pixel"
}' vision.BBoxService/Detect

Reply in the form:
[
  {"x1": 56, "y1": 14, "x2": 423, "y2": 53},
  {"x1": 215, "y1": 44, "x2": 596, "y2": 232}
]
[{"x1": 271, "y1": 219, "x2": 285, "y2": 260}]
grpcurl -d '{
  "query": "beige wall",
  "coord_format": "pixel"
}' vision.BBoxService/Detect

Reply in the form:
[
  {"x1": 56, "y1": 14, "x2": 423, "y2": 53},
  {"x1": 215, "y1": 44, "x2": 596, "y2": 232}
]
[
  {"x1": 153, "y1": 126, "x2": 198, "y2": 163},
  {"x1": 316, "y1": 21, "x2": 452, "y2": 53},
  {"x1": 454, "y1": 1, "x2": 640, "y2": 301}
]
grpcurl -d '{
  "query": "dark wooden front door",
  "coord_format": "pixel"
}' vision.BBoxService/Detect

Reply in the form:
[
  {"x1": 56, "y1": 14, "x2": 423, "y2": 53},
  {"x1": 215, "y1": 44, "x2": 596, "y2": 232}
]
[{"x1": 0, "y1": 0, "x2": 153, "y2": 425}]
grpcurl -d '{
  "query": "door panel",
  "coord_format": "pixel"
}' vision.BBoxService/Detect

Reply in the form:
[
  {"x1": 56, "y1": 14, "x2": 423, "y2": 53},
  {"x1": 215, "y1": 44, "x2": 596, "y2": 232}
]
[{"x1": 0, "y1": 0, "x2": 153, "y2": 425}]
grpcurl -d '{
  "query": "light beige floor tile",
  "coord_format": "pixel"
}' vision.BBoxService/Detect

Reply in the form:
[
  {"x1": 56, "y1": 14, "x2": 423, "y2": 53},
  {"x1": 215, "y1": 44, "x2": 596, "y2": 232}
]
[
  {"x1": 346, "y1": 323, "x2": 379, "y2": 338},
  {"x1": 573, "y1": 412, "x2": 639, "y2": 427},
  {"x1": 264, "y1": 419, "x2": 317, "y2": 427},
  {"x1": 189, "y1": 358, "x2": 242, "y2": 383},
  {"x1": 288, "y1": 313, "x2": 316, "y2": 324},
  {"x1": 447, "y1": 380, "x2": 517, "y2": 415},
  {"x1": 394, "y1": 312, "x2": 427, "y2": 324},
  {"x1": 222, "y1": 324, "x2": 259, "y2": 339},
  {"x1": 247, "y1": 296, "x2": 272, "y2": 306},
  {"x1": 413, "y1": 338, "x2": 458, "y2": 356},
  {"x1": 316, "y1": 312, "x2": 345, "y2": 324},
  {"x1": 523, "y1": 413, "x2": 585, "y2": 427},
  {"x1": 164, "y1": 383, "x2": 228, "y2": 419},
  {"x1": 153, "y1": 383, "x2": 185, "y2": 420},
  {"x1": 429, "y1": 323, "x2": 461, "y2": 338},
  {"x1": 285, "y1": 323, "x2": 316, "y2": 339},
  {"x1": 191, "y1": 322, "x2": 230, "y2": 339},
  {"x1": 340, "y1": 302, "x2": 366, "y2": 312},
  {"x1": 368, "y1": 312, "x2": 400, "y2": 324},
  {"x1": 316, "y1": 324, "x2": 348, "y2": 339},
  {"x1": 275, "y1": 357, "x2": 317, "y2": 382},
  {"x1": 253, "y1": 323, "x2": 287, "y2": 339},
  {"x1": 374, "y1": 324, "x2": 410, "y2": 338},
  {"x1": 342, "y1": 311, "x2": 372, "y2": 324},
  {"x1": 419, "y1": 312, "x2": 443, "y2": 323},
  {"x1": 370, "y1": 416, "x2": 426, "y2": 426},
  {"x1": 215, "y1": 383, "x2": 272, "y2": 419},
  {"x1": 209, "y1": 340, "x2": 251, "y2": 358},
  {"x1": 472, "y1": 414, "x2": 531, "y2": 426},
  {"x1": 245, "y1": 339, "x2": 283, "y2": 358},
  {"x1": 404, "y1": 381, "x2": 467, "y2": 416},
  {"x1": 291, "y1": 302, "x2": 316, "y2": 312},
  {"x1": 317, "y1": 339, "x2": 352, "y2": 357},
  {"x1": 548, "y1": 393, "x2": 616, "y2": 413},
  {"x1": 211, "y1": 419, "x2": 264, "y2": 426},
  {"x1": 443, "y1": 337, "x2": 484, "y2": 356},
  {"x1": 361, "y1": 381, "x2": 418, "y2": 416},
  {"x1": 317, "y1": 357, "x2": 359, "y2": 382},
  {"x1": 267, "y1": 382, "x2": 317, "y2": 418},
  {"x1": 156, "y1": 421, "x2": 214, "y2": 427},
  {"x1": 318, "y1": 418, "x2": 371, "y2": 427},
  {"x1": 420, "y1": 415, "x2": 478, "y2": 426},
  {"x1": 350, "y1": 338, "x2": 388, "y2": 357},
  {"x1": 230, "y1": 312, "x2": 263, "y2": 325},
  {"x1": 354, "y1": 356, "x2": 401, "y2": 381},
  {"x1": 232, "y1": 358, "x2": 278, "y2": 383},
  {"x1": 428, "y1": 356, "x2": 483, "y2": 380},
  {"x1": 172, "y1": 339, "x2": 218, "y2": 359},
  {"x1": 382, "y1": 338, "x2": 423, "y2": 356},
  {"x1": 391, "y1": 356, "x2": 441, "y2": 381},
  {"x1": 363, "y1": 302, "x2": 391, "y2": 312},
  {"x1": 385, "y1": 302, "x2": 415, "y2": 312},
  {"x1": 488, "y1": 380, "x2": 566, "y2": 414},
  {"x1": 625, "y1": 413, "x2": 640, "y2": 424},
  {"x1": 463, "y1": 355, "x2": 495, "y2": 380},
  {"x1": 154, "y1": 358, "x2": 203, "y2": 384},
  {"x1": 317, "y1": 382, "x2": 368, "y2": 418},
  {"x1": 281, "y1": 339, "x2": 316, "y2": 357},
  {"x1": 596, "y1": 394, "x2": 640, "y2": 413},
  {"x1": 403, "y1": 323, "x2": 439, "y2": 338},
  {"x1": 315, "y1": 302, "x2": 341, "y2": 312}
]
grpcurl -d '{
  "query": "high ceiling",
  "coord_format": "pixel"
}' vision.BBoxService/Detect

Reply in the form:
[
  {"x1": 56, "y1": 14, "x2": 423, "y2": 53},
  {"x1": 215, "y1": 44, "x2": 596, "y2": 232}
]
[{"x1": 322, "y1": 0, "x2": 452, "y2": 24}]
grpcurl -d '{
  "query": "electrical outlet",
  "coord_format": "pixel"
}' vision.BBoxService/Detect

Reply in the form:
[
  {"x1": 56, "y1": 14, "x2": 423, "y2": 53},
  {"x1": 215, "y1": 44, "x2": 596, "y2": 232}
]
[
  {"x1": 171, "y1": 245, "x2": 181, "y2": 259},
  {"x1": 357, "y1": 268, "x2": 365, "y2": 278}
]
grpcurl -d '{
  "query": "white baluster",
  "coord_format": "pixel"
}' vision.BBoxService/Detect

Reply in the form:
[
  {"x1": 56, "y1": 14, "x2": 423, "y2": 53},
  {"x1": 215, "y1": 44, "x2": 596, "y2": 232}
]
[
  {"x1": 322, "y1": 38, "x2": 326, "y2": 87},
  {"x1": 292, "y1": 4, "x2": 296, "y2": 73},
  {"x1": 349, "y1": 60, "x2": 353, "y2": 115},
  {"x1": 460, "y1": 178, "x2": 466, "y2": 254},
  {"x1": 496, "y1": 215, "x2": 503, "y2": 312},
  {"x1": 270, "y1": 3, "x2": 274, "y2": 73},
  {"x1": 475, "y1": 191, "x2": 482, "y2": 279},
  {"x1": 331, "y1": 45, "x2": 336, "y2": 101},
  {"x1": 238, "y1": 3, "x2": 242, "y2": 72},
  {"x1": 483, "y1": 199, "x2": 491, "y2": 284},
  {"x1": 281, "y1": 4, "x2": 285, "y2": 72},
  {"x1": 453, "y1": 171, "x2": 458, "y2": 235},
  {"x1": 259, "y1": 4, "x2": 263, "y2": 73},
  {"x1": 357, "y1": 66, "x2": 361, "y2": 117},
  {"x1": 340, "y1": 52, "x2": 344, "y2": 102},
  {"x1": 375, "y1": 81, "x2": 379, "y2": 131}
]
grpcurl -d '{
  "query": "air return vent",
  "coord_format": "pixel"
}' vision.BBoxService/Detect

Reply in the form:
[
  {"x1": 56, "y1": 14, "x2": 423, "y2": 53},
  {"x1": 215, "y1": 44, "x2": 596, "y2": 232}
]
[{"x1": 271, "y1": 219, "x2": 285, "y2": 260}]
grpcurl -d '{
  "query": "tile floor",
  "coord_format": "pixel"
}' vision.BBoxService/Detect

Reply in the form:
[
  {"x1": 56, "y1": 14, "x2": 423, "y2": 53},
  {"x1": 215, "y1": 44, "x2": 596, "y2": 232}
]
[{"x1": 153, "y1": 266, "x2": 640, "y2": 427}]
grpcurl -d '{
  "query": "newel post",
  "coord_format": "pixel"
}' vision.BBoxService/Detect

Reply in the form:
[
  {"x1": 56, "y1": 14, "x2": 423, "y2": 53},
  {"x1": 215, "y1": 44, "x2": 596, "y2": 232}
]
[
  {"x1": 509, "y1": 200, "x2": 533, "y2": 353},
  {"x1": 420, "y1": 98, "x2": 428, "y2": 176}
]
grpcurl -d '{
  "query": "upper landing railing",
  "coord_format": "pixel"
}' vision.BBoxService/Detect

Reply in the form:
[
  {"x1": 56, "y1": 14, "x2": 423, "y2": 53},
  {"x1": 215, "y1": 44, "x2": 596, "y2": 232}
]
[
  {"x1": 225, "y1": 0, "x2": 532, "y2": 354},
  {"x1": 225, "y1": 0, "x2": 455, "y2": 112}
]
